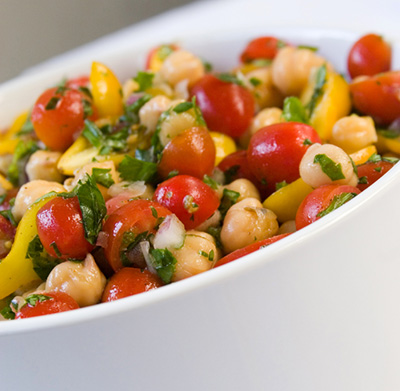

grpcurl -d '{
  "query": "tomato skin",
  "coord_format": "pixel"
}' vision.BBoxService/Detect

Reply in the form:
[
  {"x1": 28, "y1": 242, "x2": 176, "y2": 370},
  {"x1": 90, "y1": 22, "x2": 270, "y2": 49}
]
[
  {"x1": 247, "y1": 122, "x2": 321, "y2": 194},
  {"x1": 347, "y1": 33, "x2": 391, "y2": 79},
  {"x1": 36, "y1": 196, "x2": 95, "y2": 260},
  {"x1": 158, "y1": 127, "x2": 216, "y2": 179},
  {"x1": 190, "y1": 74, "x2": 255, "y2": 138},
  {"x1": 153, "y1": 175, "x2": 220, "y2": 230},
  {"x1": 66, "y1": 76, "x2": 90, "y2": 89},
  {"x1": 240, "y1": 36, "x2": 284, "y2": 63},
  {"x1": 357, "y1": 160, "x2": 395, "y2": 191},
  {"x1": 31, "y1": 86, "x2": 97, "y2": 151},
  {"x1": 295, "y1": 184, "x2": 361, "y2": 230},
  {"x1": 214, "y1": 234, "x2": 290, "y2": 267},
  {"x1": 102, "y1": 199, "x2": 172, "y2": 272},
  {"x1": 350, "y1": 71, "x2": 400, "y2": 126},
  {"x1": 15, "y1": 292, "x2": 79, "y2": 319},
  {"x1": 101, "y1": 268, "x2": 163, "y2": 302}
]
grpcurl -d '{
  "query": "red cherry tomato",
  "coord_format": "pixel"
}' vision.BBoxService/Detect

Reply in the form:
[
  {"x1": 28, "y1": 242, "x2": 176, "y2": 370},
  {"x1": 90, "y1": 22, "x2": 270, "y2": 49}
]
[
  {"x1": 101, "y1": 268, "x2": 163, "y2": 302},
  {"x1": 295, "y1": 184, "x2": 361, "y2": 230},
  {"x1": 0, "y1": 214, "x2": 15, "y2": 258},
  {"x1": 247, "y1": 122, "x2": 321, "y2": 194},
  {"x1": 145, "y1": 43, "x2": 179, "y2": 71},
  {"x1": 349, "y1": 71, "x2": 400, "y2": 126},
  {"x1": 357, "y1": 160, "x2": 396, "y2": 191},
  {"x1": 347, "y1": 33, "x2": 391, "y2": 79},
  {"x1": 15, "y1": 292, "x2": 79, "y2": 319},
  {"x1": 153, "y1": 175, "x2": 220, "y2": 230},
  {"x1": 66, "y1": 76, "x2": 90, "y2": 89},
  {"x1": 214, "y1": 234, "x2": 290, "y2": 267},
  {"x1": 190, "y1": 74, "x2": 255, "y2": 138},
  {"x1": 36, "y1": 196, "x2": 95, "y2": 260},
  {"x1": 102, "y1": 199, "x2": 172, "y2": 272},
  {"x1": 31, "y1": 86, "x2": 97, "y2": 151},
  {"x1": 240, "y1": 36, "x2": 285, "y2": 63},
  {"x1": 158, "y1": 127, "x2": 216, "y2": 179}
]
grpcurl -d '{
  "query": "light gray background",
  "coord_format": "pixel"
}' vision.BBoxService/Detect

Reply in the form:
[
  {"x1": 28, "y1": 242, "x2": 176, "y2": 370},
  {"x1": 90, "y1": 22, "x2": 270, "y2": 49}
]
[{"x1": 0, "y1": 0, "x2": 197, "y2": 83}]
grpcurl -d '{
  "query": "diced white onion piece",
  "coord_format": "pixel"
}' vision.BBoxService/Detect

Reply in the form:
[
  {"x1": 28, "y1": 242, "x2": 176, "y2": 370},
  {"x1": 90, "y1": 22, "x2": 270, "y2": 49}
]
[{"x1": 153, "y1": 214, "x2": 186, "y2": 250}]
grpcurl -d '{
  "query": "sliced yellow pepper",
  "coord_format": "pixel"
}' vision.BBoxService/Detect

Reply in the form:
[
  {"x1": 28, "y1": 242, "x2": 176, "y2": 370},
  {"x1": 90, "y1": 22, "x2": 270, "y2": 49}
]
[
  {"x1": 2, "y1": 111, "x2": 29, "y2": 141},
  {"x1": 0, "y1": 193, "x2": 56, "y2": 300},
  {"x1": 90, "y1": 62, "x2": 124, "y2": 121},
  {"x1": 0, "y1": 174, "x2": 13, "y2": 191},
  {"x1": 58, "y1": 136, "x2": 125, "y2": 176},
  {"x1": 301, "y1": 69, "x2": 351, "y2": 141},
  {"x1": 349, "y1": 145, "x2": 377, "y2": 166},
  {"x1": 377, "y1": 133, "x2": 400, "y2": 155},
  {"x1": 209, "y1": 131, "x2": 237, "y2": 166},
  {"x1": 263, "y1": 178, "x2": 313, "y2": 223}
]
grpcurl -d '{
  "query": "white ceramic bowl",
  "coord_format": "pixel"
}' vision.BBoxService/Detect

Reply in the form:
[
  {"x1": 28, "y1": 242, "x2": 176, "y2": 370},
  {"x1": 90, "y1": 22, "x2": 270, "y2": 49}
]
[{"x1": 1, "y1": 29, "x2": 400, "y2": 391}]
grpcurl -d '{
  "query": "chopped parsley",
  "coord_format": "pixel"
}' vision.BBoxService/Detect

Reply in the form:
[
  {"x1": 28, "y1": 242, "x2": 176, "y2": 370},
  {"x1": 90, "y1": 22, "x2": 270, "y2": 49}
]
[
  {"x1": 305, "y1": 64, "x2": 327, "y2": 116},
  {"x1": 45, "y1": 96, "x2": 60, "y2": 110},
  {"x1": 217, "y1": 73, "x2": 244, "y2": 86},
  {"x1": 282, "y1": 96, "x2": 309, "y2": 124},
  {"x1": 149, "y1": 248, "x2": 177, "y2": 284},
  {"x1": 219, "y1": 188, "x2": 240, "y2": 218},
  {"x1": 317, "y1": 192, "x2": 358, "y2": 218},
  {"x1": 314, "y1": 154, "x2": 345, "y2": 181},
  {"x1": 92, "y1": 167, "x2": 115, "y2": 188},
  {"x1": 25, "y1": 294, "x2": 52, "y2": 307},
  {"x1": 118, "y1": 154, "x2": 158, "y2": 183},
  {"x1": 133, "y1": 71, "x2": 154, "y2": 92}
]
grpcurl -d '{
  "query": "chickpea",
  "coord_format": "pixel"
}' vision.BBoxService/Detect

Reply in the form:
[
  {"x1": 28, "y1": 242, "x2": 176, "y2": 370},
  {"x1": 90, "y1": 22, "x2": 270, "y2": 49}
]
[
  {"x1": 65, "y1": 160, "x2": 120, "y2": 193},
  {"x1": 278, "y1": 220, "x2": 297, "y2": 235},
  {"x1": 12, "y1": 180, "x2": 66, "y2": 221},
  {"x1": 221, "y1": 198, "x2": 278, "y2": 253},
  {"x1": 170, "y1": 230, "x2": 220, "y2": 282},
  {"x1": 330, "y1": 114, "x2": 377, "y2": 154},
  {"x1": 300, "y1": 143, "x2": 358, "y2": 188},
  {"x1": 224, "y1": 179, "x2": 260, "y2": 202},
  {"x1": 45, "y1": 254, "x2": 106, "y2": 307},
  {"x1": 157, "y1": 104, "x2": 198, "y2": 147},
  {"x1": 107, "y1": 180, "x2": 154, "y2": 200},
  {"x1": 244, "y1": 67, "x2": 284, "y2": 109},
  {"x1": 26, "y1": 150, "x2": 64, "y2": 182},
  {"x1": 272, "y1": 46, "x2": 331, "y2": 96},
  {"x1": 250, "y1": 107, "x2": 283, "y2": 136},
  {"x1": 122, "y1": 78, "x2": 139, "y2": 101},
  {"x1": 159, "y1": 49, "x2": 205, "y2": 88},
  {"x1": 139, "y1": 95, "x2": 172, "y2": 135}
]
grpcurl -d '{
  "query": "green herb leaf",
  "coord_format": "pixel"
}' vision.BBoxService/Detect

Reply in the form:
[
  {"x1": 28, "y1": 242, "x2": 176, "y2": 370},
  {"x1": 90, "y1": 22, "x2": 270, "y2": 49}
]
[
  {"x1": 149, "y1": 248, "x2": 177, "y2": 284},
  {"x1": 314, "y1": 154, "x2": 345, "y2": 181},
  {"x1": 358, "y1": 176, "x2": 368, "y2": 185},
  {"x1": 206, "y1": 226, "x2": 222, "y2": 249},
  {"x1": 297, "y1": 45, "x2": 318, "y2": 52},
  {"x1": 218, "y1": 73, "x2": 244, "y2": 86},
  {"x1": 45, "y1": 96, "x2": 60, "y2": 110},
  {"x1": 377, "y1": 129, "x2": 400, "y2": 139},
  {"x1": 275, "y1": 181, "x2": 288, "y2": 191},
  {"x1": 118, "y1": 155, "x2": 158, "y2": 183},
  {"x1": 92, "y1": 167, "x2": 115, "y2": 188},
  {"x1": 26, "y1": 235, "x2": 61, "y2": 280},
  {"x1": 219, "y1": 188, "x2": 240, "y2": 218},
  {"x1": 25, "y1": 294, "x2": 52, "y2": 307},
  {"x1": 17, "y1": 113, "x2": 34, "y2": 136},
  {"x1": 249, "y1": 77, "x2": 262, "y2": 87},
  {"x1": 0, "y1": 304, "x2": 15, "y2": 320},
  {"x1": 203, "y1": 175, "x2": 219, "y2": 190},
  {"x1": 173, "y1": 101, "x2": 193, "y2": 113},
  {"x1": 282, "y1": 96, "x2": 309, "y2": 124},
  {"x1": 134, "y1": 71, "x2": 155, "y2": 92},
  {"x1": 7, "y1": 140, "x2": 40, "y2": 186},
  {"x1": 305, "y1": 64, "x2": 327, "y2": 116},
  {"x1": 317, "y1": 192, "x2": 358, "y2": 218},
  {"x1": 120, "y1": 231, "x2": 149, "y2": 267}
]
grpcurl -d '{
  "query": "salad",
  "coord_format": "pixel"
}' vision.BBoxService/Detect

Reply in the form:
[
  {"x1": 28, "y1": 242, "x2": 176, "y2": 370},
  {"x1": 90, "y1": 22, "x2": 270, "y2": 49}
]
[{"x1": 0, "y1": 32, "x2": 398, "y2": 320}]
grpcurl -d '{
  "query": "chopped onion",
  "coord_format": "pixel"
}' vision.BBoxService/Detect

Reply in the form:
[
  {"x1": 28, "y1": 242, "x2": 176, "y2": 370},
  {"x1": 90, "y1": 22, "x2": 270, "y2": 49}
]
[
  {"x1": 139, "y1": 241, "x2": 157, "y2": 275},
  {"x1": 96, "y1": 231, "x2": 109, "y2": 248},
  {"x1": 107, "y1": 181, "x2": 147, "y2": 198},
  {"x1": 153, "y1": 214, "x2": 185, "y2": 250}
]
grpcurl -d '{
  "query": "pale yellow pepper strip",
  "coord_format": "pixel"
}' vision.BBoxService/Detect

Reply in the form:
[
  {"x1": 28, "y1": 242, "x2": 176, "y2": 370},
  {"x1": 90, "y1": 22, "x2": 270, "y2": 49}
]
[
  {"x1": 209, "y1": 131, "x2": 237, "y2": 166},
  {"x1": 90, "y1": 62, "x2": 124, "y2": 121},
  {"x1": 301, "y1": 70, "x2": 351, "y2": 141},
  {"x1": 263, "y1": 178, "x2": 313, "y2": 223},
  {"x1": 349, "y1": 145, "x2": 377, "y2": 166},
  {"x1": 0, "y1": 193, "x2": 56, "y2": 300}
]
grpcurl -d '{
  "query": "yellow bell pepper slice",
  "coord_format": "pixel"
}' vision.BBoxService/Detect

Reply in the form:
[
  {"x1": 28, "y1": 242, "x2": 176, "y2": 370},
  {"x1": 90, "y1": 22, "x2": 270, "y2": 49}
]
[
  {"x1": 0, "y1": 193, "x2": 56, "y2": 300},
  {"x1": 263, "y1": 178, "x2": 313, "y2": 223},
  {"x1": 349, "y1": 145, "x2": 377, "y2": 165},
  {"x1": 90, "y1": 62, "x2": 124, "y2": 121},
  {"x1": 377, "y1": 133, "x2": 400, "y2": 155},
  {"x1": 58, "y1": 136, "x2": 125, "y2": 176},
  {"x1": 0, "y1": 174, "x2": 13, "y2": 191},
  {"x1": 2, "y1": 111, "x2": 29, "y2": 141},
  {"x1": 209, "y1": 131, "x2": 237, "y2": 166},
  {"x1": 301, "y1": 69, "x2": 351, "y2": 141}
]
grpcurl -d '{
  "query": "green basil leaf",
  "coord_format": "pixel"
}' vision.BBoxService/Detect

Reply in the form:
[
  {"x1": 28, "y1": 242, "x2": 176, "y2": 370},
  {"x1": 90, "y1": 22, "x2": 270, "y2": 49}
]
[
  {"x1": 282, "y1": 96, "x2": 309, "y2": 124},
  {"x1": 149, "y1": 248, "x2": 177, "y2": 284},
  {"x1": 217, "y1": 73, "x2": 244, "y2": 86},
  {"x1": 25, "y1": 294, "x2": 52, "y2": 307},
  {"x1": 118, "y1": 155, "x2": 158, "y2": 183},
  {"x1": 317, "y1": 192, "x2": 358, "y2": 218},
  {"x1": 306, "y1": 64, "x2": 327, "y2": 116},
  {"x1": 133, "y1": 71, "x2": 155, "y2": 92},
  {"x1": 173, "y1": 101, "x2": 193, "y2": 113},
  {"x1": 92, "y1": 168, "x2": 115, "y2": 188},
  {"x1": 314, "y1": 154, "x2": 345, "y2": 181},
  {"x1": 8, "y1": 140, "x2": 40, "y2": 186}
]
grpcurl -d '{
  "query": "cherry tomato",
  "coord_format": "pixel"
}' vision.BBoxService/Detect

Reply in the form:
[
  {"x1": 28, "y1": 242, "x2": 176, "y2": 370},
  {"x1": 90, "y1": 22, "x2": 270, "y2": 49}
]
[
  {"x1": 145, "y1": 44, "x2": 179, "y2": 71},
  {"x1": 15, "y1": 292, "x2": 79, "y2": 319},
  {"x1": 153, "y1": 175, "x2": 220, "y2": 230},
  {"x1": 101, "y1": 268, "x2": 163, "y2": 302},
  {"x1": 36, "y1": 196, "x2": 95, "y2": 260},
  {"x1": 158, "y1": 127, "x2": 216, "y2": 179},
  {"x1": 102, "y1": 199, "x2": 172, "y2": 272},
  {"x1": 295, "y1": 184, "x2": 361, "y2": 230},
  {"x1": 214, "y1": 234, "x2": 290, "y2": 267},
  {"x1": 0, "y1": 214, "x2": 15, "y2": 258},
  {"x1": 240, "y1": 36, "x2": 285, "y2": 63},
  {"x1": 31, "y1": 86, "x2": 97, "y2": 151},
  {"x1": 349, "y1": 71, "x2": 400, "y2": 126},
  {"x1": 347, "y1": 33, "x2": 391, "y2": 79},
  {"x1": 190, "y1": 74, "x2": 255, "y2": 138},
  {"x1": 357, "y1": 160, "x2": 396, "y2": 191},
  {"x1": 66, "y1": 76, "x2": 90, "y2": 89},
  {"x1": 247, "y1": 122, "x2": 321, "y2": 194}
]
